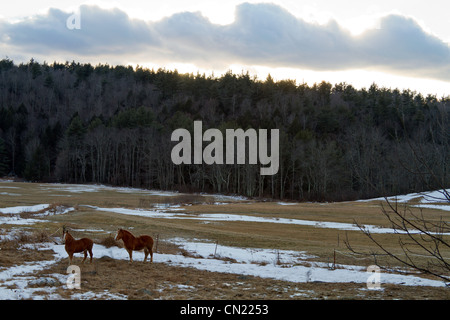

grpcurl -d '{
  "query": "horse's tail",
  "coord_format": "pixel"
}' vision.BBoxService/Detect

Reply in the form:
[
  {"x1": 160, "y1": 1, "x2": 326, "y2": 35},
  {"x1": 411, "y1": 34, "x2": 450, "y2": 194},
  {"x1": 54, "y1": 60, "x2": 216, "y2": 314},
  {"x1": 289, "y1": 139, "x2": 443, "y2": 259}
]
[{"x1": 146, "y1": 235, "x2": 154, "y2": 251}]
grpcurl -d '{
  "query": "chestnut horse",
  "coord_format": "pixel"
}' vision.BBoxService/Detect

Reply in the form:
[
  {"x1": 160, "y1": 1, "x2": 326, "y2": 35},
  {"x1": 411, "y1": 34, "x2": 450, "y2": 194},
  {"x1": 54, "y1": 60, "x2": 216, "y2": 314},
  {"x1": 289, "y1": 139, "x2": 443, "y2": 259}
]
[
  {"x1": 115, "y1": 228, "x2": 153, "y2": 263},
  {"x1": 63, "y1": 226, "x2": 94, "y2": 265}
]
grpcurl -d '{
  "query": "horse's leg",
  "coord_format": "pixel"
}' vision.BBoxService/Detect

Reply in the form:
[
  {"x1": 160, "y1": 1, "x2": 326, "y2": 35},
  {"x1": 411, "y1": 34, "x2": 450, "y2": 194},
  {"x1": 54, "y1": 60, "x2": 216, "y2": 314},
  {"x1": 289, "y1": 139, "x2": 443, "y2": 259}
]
[
  {"x1": 127, "y1": 249, "x2": 133, "y2": 263},
  {"x1": 82, "y1": 250, "x2": 87, "y2": 263},
  {"x1": 88, "y1": 248, "x2": 93, "y2": 263},
  {"x1": 144, "y1": 248, "x2": 148, "y2": 262},
  {"x1": 149, "y1": 246, "x2": 153, "y2": 263},
  {"x1": 68, "y1": 253, "x2": 73, "y2": 265}
]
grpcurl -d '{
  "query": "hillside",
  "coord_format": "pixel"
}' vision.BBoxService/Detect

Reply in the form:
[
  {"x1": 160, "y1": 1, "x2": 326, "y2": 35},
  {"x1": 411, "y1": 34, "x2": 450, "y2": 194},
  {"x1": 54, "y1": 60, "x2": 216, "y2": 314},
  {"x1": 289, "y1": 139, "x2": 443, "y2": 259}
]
[{"x1": 0, "y1": 59, "x2": 449, "y2": 201}]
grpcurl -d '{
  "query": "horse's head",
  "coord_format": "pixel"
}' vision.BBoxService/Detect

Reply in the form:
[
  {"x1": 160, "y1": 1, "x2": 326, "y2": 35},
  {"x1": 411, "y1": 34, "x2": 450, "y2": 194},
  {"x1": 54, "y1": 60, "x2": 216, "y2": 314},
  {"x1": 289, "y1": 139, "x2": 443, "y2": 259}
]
[
  {"x1": 115, "y1": 228, "x2": 123, "y2": 241},
  {"x1": 62, "y1": 225, "x2": 70, "y2": 243}
]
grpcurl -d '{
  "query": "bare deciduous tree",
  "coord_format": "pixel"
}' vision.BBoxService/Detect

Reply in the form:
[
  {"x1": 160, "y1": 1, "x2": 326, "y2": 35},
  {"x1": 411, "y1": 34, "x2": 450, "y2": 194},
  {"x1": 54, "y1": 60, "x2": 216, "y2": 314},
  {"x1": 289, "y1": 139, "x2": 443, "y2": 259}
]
[{"x1": 346, "y1": 191, "x2": 449, "y2": 283}]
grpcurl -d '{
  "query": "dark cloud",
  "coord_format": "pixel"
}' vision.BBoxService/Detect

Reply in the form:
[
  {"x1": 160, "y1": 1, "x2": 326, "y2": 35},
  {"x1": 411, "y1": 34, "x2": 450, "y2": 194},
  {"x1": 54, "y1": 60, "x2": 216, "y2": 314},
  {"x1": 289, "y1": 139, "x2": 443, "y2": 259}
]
[
  {"x1": 221, "y1": 3, "x2": 356, "y2": 68},
  {"x1": 356, "y1": 15, "x2": 450, "y2": 79},
  {"x1": 1, "y1": 3, "x2": 449, "y2": 81},
  {"x1": 1, "y1": 5, "x2": 157, "y2": 56}
]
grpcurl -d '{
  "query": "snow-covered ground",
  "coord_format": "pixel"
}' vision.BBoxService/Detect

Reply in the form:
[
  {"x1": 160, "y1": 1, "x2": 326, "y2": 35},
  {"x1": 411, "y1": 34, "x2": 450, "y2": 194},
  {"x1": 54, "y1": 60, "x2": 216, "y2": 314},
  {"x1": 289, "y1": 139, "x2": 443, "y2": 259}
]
[
  {"x1": 0, "y1": 234, "x2": 446, "y2": 300},
  {"x1": 390, "y1": 189, "x2": 449, "y2": 204},
  {"x1": 2, "y1": 234, "x2": 448, "y2": 300},
  {"x1": 38, "y1": 183, "x2": 179, "y2": 196},
  {"x1": 1, "y1": 184, "x2": 449, "y2": 299},
  {"x1": 0, "y1": 204, "x2": 75, "y2": 225},
  {"x1": 1, "y1": 180, "x2": 249, "y2": 201},
  {"x1": 0, "y1": 204, "x2": 49, "y2": 214},
  {"x1": 358, "y1": 189, "x2": 450, "y2": 212},
  {"x1": 90, "y1": 205, "x2": 450, "y2": 235}
]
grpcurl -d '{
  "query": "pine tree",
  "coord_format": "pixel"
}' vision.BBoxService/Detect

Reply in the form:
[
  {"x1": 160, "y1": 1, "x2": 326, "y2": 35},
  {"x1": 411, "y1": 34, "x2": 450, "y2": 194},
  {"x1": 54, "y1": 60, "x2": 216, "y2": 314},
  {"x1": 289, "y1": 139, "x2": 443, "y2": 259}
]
[
  {"x1": 24, "y1": 145, "x2": 47, "y2": 182},
  {"x1": 0, "y1": 137, "x2": 9, "y2": 176}
]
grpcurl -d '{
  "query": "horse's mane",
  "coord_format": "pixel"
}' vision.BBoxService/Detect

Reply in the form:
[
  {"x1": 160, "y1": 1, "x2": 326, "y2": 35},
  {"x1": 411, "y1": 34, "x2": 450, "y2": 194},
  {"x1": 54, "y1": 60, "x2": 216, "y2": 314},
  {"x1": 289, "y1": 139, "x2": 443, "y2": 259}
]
[
  {"x1": 120, "y1": 229, "x2": 134, "y2": 237},
  {"x1": 64, "y1": 231, "x2": 74, "y2": 240}
]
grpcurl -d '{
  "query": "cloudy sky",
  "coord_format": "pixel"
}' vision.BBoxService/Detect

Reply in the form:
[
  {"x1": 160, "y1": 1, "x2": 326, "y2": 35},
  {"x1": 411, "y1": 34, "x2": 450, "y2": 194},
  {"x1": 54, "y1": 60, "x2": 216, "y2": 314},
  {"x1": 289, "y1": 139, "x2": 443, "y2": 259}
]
[{"x1": 1, "y1": 0, "x2": 450, "y2": 96}]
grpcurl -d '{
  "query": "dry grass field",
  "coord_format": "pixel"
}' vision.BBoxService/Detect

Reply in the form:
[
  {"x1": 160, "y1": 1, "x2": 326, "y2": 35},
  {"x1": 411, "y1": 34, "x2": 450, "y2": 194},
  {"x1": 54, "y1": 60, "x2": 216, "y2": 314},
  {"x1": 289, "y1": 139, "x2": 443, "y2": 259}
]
[{"x1": 0, "y1": 180, "x2": 449, "y2": 300}]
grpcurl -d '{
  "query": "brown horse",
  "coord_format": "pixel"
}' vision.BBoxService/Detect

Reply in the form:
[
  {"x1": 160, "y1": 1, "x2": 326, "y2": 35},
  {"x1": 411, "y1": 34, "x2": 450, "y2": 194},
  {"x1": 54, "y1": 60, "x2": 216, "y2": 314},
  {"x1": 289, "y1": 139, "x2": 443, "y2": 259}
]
[
  {"x1": 63, "y1": 226, "x2": 94, "y2": 265},
  {"x1": 115, "y1": 228, "x2": 153, "y2": 263}
]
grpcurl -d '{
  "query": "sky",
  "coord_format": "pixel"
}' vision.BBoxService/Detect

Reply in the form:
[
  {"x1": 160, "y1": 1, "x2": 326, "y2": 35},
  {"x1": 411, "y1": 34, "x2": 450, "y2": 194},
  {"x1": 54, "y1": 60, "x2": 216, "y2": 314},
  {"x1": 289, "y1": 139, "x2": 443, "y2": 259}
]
[{"x1": 1, "y1": 0, "x2": 450, "y2": 96}]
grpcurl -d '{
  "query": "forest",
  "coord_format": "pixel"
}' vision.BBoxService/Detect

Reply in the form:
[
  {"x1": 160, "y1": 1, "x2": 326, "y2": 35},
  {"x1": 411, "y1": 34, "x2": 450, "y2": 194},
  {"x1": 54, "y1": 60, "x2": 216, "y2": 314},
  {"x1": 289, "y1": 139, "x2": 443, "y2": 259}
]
[{"x1": 0, "y1": 58, "x2": 448, "y2": 201}]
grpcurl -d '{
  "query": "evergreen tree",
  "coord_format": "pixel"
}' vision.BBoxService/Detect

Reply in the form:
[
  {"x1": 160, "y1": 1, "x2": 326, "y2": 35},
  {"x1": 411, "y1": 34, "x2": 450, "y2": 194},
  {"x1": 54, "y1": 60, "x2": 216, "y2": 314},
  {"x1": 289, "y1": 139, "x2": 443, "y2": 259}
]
[
  {"x1": 0, "y1": 137, "x2": 8, "y2": 176},
  {"x1": 0, "y1": 59, "x2": 447, "y2": 200},
  {"x1": 24, "y1": 145, "x2": 47, "y2": 181}
]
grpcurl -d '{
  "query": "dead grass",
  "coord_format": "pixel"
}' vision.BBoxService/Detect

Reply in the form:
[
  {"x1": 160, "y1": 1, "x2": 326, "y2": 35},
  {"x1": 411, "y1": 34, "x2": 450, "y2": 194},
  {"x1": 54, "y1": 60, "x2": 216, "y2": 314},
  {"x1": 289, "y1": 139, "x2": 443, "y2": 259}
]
[
  {"x1": 34, "y1": 257, "x2": 450, "y2": 300},
  {"x1": 1, "y1": 181, "x2": 449, "y2": 300},
  {"x1": 0, "y1": 228, "x2": 57, "y2": 246},
  {"x1": 99, "y1": 234, "x2": 120, "y2": 248},
  {"x1": 0, "y1": 229, "x2": 58, "y2": 268},
  {"x1": 139, "y1": 194, "x2": 216, "y2": 208}
]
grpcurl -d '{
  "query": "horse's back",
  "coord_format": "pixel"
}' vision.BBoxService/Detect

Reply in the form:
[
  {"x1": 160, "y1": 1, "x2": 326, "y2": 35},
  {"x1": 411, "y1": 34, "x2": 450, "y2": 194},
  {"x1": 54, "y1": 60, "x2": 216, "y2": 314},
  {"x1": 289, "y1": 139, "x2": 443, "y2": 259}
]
[
  {"x1": 76, "y1": 238, "x2": 94, "y2": 252},
  {"x1": 65, "y1": 237, "x2": 93, "y2": 253},
  {"x1": 82, "y1": 238, "x2": 94, "y2": 249},
  {"x1": 136, "y1": 235, "x2": 153, "y2": 250}
]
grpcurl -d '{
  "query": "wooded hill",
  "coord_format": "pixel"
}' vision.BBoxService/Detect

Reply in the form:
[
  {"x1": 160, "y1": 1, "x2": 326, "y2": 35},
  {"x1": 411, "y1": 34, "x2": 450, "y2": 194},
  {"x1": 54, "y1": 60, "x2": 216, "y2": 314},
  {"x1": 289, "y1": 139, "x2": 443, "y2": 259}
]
[{"x1": 0, "y1": 59, "x2": 448, "y2": 201}]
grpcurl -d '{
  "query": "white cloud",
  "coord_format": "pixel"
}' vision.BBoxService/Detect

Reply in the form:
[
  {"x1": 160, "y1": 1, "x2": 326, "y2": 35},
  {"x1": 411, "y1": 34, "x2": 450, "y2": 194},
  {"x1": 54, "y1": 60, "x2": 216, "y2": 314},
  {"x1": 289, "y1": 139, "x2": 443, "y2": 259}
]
[{"x1": 1, "y1": 3, "x2": 449, "y2": 82}]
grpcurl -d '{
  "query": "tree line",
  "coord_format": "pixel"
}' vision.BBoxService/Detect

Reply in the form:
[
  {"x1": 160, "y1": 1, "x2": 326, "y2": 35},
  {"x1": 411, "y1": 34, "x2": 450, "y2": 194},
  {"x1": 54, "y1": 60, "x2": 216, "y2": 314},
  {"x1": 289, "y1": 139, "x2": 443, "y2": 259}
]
[{"x1": 0, "y1": 58, "x2": 448, "y2": 201}]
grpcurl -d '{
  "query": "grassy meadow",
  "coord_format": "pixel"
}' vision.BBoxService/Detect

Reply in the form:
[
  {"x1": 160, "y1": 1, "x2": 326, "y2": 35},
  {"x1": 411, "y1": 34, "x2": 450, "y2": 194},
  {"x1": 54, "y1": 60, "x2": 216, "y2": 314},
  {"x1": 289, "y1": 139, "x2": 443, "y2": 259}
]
[{"x1": 0, "y1": 180, "x2": 449, "y2": 300}]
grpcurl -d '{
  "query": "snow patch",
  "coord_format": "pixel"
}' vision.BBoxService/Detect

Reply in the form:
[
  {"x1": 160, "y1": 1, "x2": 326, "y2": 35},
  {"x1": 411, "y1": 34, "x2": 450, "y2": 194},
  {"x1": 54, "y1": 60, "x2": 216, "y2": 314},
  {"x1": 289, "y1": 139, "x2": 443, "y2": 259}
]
[
  {"x1": 0, "y1": 204, "x2": 49, "y2": 214},
  {"x1": 91, "y1": 206, "x2": 450, "y2": 235}
]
